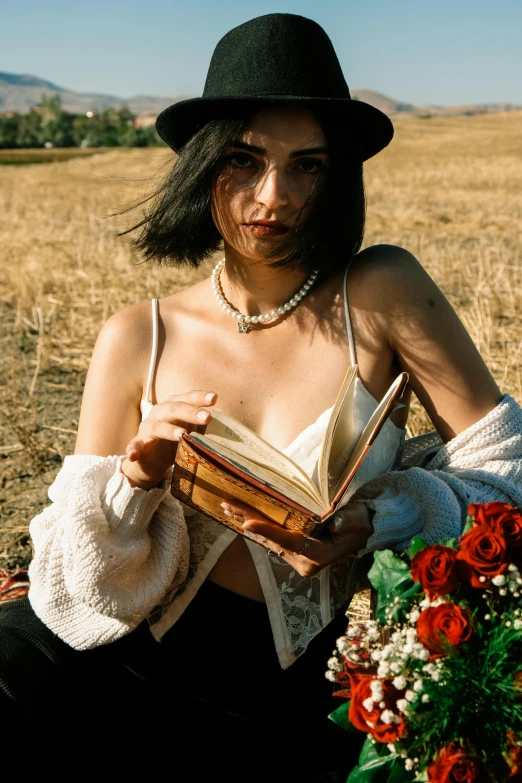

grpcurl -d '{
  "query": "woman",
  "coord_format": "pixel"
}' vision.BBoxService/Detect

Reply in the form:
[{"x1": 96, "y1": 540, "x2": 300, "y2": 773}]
[{"x1": 2, "y1": 12, "x2": 521, "y2": 782}]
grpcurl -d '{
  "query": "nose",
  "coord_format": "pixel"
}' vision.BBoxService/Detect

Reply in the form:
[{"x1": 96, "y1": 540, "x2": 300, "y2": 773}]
[{"x1": 254, "y1": 165, "x2": 289, "y2": 211}]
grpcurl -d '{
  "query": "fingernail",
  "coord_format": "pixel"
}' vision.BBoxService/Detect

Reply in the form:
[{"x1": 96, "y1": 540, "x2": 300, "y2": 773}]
[
  {"x1": 332, "y1": 515, "x2": 344, "y2": 533},
  {"x1": 173, "y1": 427, "x2": 186, "y2": 439},
  {"x1": 223, "y1": 510, "x2": 233, "y2": 518},
  {"x1": 205, "y1": 392, "x2": 216, "y2": 404},
  {"x1": 220, "y1": 502, "x2": 232, "y2": 511},
  {"x1": 197, "y1": 410, "x2": 210, "y2": 423}
]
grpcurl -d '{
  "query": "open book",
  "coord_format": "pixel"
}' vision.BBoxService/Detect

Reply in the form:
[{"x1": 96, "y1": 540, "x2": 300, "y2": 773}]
[{"x1": 171, "y1": 368, "x2": 408, "y2": 545}]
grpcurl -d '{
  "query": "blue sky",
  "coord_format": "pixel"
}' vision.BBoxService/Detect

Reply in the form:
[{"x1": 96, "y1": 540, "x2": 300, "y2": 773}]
[{"x1": 3, "y1": 0, "x2": 522, "y2": 105}]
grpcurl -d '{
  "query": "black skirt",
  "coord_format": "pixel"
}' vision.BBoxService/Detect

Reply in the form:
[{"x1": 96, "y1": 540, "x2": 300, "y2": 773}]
[{"x1": 0, "y1": 582, "x2": 363, "y2": 781}]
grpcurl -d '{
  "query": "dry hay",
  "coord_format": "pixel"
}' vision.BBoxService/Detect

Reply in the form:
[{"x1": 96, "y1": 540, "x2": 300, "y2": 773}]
[{"x1": 1, "y1": 112, "x2": 521, "y2": 569}]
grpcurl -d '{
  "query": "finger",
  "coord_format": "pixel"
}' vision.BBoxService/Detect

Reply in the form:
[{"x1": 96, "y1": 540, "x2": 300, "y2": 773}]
[
  {"x1": 241, "y1": 518, "x2": 323, "y2": 558},
  {"x1": 221, "y1": 500, "x2": 304, "y2": 549},
  {"x1": 159, "y1": 400, "x2": 215, "y2": 428},
  {"x1": 327, "y1": 509, "x2": 353, "y2": 534},
  {"x1": 125, "y1": 436, "x2": 143, "y2": 460},
  {"x1": 166, "y1": 390, "x2": 217, "y2": 407},
  {"x1": 126, "y1": 423, "x2": 187, "y2": 457},
  {"x1": 327, "y1": 501, "x2": 373, "y2": 536},
  {"x1": 220, "y1": 501, "x2": 273, "y2": 527}
]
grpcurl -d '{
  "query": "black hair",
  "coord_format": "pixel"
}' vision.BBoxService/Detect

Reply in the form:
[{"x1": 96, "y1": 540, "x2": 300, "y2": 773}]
[{"x1": 123, "y1": 101, "x2": 366, "y2": 280}]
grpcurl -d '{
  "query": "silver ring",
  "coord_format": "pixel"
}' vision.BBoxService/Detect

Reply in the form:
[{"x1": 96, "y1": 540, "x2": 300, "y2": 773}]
[
  {"x1": 272, "y1": 548, "x2": 284, "y2": 558},
  {"x1": 294, "y1": 536, "x2": 311, "y2": 555}
]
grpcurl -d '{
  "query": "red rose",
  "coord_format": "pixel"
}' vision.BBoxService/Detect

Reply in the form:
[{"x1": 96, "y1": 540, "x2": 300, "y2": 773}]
[
  {"x1": 469, "y1": 502, "x2": 522, "y2": 555},
  {"x1": 457, "y1": 526, "x2": 508, "y2": 587},
  {"x1": 417, "y1": 603, "x2": 473, "y2": 658},
  {"x1": 428, "y1": 743, "x2": 490, "y2": 782},
  {"x1": 348, "y1": 671, "x2": 405, "y2": 744},
  {"x1": 411, "y1": 545, "x2": 460, "y2": 599}
]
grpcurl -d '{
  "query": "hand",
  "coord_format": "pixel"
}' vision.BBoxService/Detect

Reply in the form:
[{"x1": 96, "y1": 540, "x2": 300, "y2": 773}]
[
  {"x1": 220, "y1": 499, "x2": 374, "y2": 577},
  {"x1": 122, "y1": 390, "x2": 217, "y2": 489}
]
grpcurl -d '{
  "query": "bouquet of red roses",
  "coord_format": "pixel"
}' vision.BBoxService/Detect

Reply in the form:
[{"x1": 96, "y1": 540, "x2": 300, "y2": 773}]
[{"x1": 326, "y1": 502, "x2": 522, "y2": 782}]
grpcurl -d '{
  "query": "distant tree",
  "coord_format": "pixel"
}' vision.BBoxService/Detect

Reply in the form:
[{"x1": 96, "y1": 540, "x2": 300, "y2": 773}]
[
  {"x1": 0, "y1": 115, "x2": 19, "y2": 148},
  {"x1": 15, "y1": 108, "x2": 43, "y2": 147},
  {"x1": 41, "y1": 94, "x2": 75, "y2": 147},
  {"x1": 135, "y1": 125, "x2": 165, "y2": 147},
  {"x1": 39, "y1": 93, "x2": 63, "y2": 123},
  {"x1": 0, "y1": 97, "x2": 167, "y2": 149}
]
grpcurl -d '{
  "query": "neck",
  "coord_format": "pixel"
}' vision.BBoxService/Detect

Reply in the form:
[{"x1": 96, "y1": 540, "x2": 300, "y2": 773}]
[{"x1": 219, "y1": 245, "x2": 312, "y2": 316}]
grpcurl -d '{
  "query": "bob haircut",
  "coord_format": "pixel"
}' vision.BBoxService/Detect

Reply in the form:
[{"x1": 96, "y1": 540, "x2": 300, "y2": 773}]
[{"x1": 125, "y1": 101, "x2": 366, "y2": 281}]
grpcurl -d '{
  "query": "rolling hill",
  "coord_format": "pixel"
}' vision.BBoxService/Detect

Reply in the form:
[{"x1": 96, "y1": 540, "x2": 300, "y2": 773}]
[{"x1": 1, "y1": 71, "x2": 520, "y2": 118}]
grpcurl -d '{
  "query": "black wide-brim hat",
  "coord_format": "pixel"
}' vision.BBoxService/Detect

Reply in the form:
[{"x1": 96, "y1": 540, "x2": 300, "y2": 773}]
[{"x1": 156, "y1": 13, "x2": 394, "y2": 161}]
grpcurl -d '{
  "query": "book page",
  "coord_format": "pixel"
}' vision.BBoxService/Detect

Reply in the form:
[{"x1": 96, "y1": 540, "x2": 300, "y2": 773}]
[
  {"x1": 189, "y1": 432, "x2": 325, "y2": 515},
  {"x1": 316, "y1": 365, "x2": 358, "y2": 503},
  {"x1": 331, "y1": 372, "x2": 409, "y2": 502},
  {"x1": 203, "y1": 408, "x2": 319, "y2": 493}
]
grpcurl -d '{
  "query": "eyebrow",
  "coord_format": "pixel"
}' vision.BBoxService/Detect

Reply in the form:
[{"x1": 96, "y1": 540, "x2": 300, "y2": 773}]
[{"x1": 229, "y1": 139, "x2": 329, "y2": 158}]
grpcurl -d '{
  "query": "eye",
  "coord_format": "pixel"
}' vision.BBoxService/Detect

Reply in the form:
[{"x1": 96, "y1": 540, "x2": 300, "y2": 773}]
[
  {"x1": 295, "y1": 158, "x2": 324, "y2": 175},
  {"x1": 225, "y1": 153, "x2": 255, "y2": 169}
]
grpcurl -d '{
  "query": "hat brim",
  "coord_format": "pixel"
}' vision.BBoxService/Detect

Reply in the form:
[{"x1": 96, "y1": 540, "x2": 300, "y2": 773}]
[{"x1": 155, "y1": 95, "x2": 393, "y2": 161}]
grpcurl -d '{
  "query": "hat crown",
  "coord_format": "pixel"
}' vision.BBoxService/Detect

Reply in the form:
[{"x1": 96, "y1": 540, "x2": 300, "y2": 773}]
[{"x1": 203, "y1": 13, "x2": 351, "y2": 100}]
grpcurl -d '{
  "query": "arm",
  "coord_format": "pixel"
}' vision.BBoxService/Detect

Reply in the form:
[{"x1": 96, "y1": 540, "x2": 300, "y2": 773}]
[
  {"x1": 354, "y1": 393, "x2": 522, "y2": 552},
  {"x1": 28, "y1": 304, "x2": 192, "y2": 648},
  {"x1": 349, "y1": 245, "x2": 518, "y2": 551},
  {"x1": 369, "y1": 244, "x2": 502, "y2": 442},
  {"x1": 28, "y1": 453, "x2": 190, "y2": 649}
]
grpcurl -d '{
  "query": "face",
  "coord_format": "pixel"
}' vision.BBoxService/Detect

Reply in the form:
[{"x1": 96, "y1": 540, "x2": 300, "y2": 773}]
[{"x1": 212, "y1": 105, "x2": 329, "y2": 262}]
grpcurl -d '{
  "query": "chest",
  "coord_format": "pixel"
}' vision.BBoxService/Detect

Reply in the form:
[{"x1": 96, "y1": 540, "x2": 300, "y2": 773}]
[{"x1": 151, "y1": 303, "x2": 399, "y2": 453}]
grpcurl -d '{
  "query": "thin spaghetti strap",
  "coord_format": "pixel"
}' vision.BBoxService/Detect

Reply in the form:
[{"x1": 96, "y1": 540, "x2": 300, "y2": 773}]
[
  {"x1": 343, "y1": 264, "x2": 357, "y2": 366},
  {"x1": 143, "y1": 298, "x2": 159, "y2": 403}
]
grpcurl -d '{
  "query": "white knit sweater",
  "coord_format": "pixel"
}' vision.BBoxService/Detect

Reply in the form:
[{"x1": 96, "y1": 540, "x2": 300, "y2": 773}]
[
  {"x1": 28, "y1": 395, "x2": 522, "y2": 653},
  {"x1": 28, "y1": 455, "x2": 190, "y2": 649},
  {"x1": 354, "y1": 393, "x2": 522, "y2": 554}
]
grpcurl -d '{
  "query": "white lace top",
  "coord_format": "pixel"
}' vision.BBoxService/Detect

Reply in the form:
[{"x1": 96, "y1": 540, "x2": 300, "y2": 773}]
[{"x1": 141, "y1": 266, "x2": 407, "y2": 668}]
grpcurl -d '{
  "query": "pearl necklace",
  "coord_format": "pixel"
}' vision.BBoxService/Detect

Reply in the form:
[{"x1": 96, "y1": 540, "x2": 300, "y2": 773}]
[{"x1": 211, "y1": 258, "x2": 319, "y2": 333}]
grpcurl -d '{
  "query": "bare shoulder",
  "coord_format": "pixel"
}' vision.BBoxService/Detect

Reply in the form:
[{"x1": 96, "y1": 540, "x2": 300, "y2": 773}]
[
  {"x1": 97, "y1": 275, "x2": 211, "y2": 378},
  {"x1": 96, "y1": 299, "x2": 153, "y2": 369},
  {"x1": 75, "y1": 299, "x2": 157, "y2": 455},
  {"x1": 347, "y1": 245, "x2": 501, "y2": 440},
  {"x1": 347, "y1": 243, "x2": 434, "y2": 307}
]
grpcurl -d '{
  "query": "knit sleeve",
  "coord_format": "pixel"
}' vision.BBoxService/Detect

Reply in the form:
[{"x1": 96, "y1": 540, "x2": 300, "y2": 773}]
[
  {"x1": 352, "y1": 395, "x2": 522, "y2": 555},
  {"x1": 28, "y1": 455, "x2": 190, "y2": 650}
]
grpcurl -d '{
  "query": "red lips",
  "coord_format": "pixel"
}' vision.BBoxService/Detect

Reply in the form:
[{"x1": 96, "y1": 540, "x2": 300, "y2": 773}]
[{"x1": 242, "y1": 220, "x2": 290, "y2": 236}]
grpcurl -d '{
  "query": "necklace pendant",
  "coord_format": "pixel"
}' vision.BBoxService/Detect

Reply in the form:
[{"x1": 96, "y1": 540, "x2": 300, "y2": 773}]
[{"x1": 238, "y1": 320, "x2": 250, "y2": 333}]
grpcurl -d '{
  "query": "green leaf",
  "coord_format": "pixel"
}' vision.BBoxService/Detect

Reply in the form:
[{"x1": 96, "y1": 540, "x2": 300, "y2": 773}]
[
  {"x1": 368, "y1": 550, "x2": 410, "y2": 592},
  {"x1": 360, "y1": 754, "x2": 396, "y2": 773},
  {"x1": 406, "y1": 537, "x2": 427, "y2": 560},
  {"x1": 347, "y1": 749, "x2": 415, "y2": 783},
  {"x1": 462, "y1": 514, "x2": 475, "y2": 535},
  {"x1": 329, "y1": 701, "x2": 358, "y2": 733},
  {"x1": 368, "y1": 550, "x2": 420, "y2": 624},
  {"x1": 347, "y1": 739, "x2": 393, "y2": 782},
  {"x1": 387, "y1": 761, "x2": 416, "y2": 782}
]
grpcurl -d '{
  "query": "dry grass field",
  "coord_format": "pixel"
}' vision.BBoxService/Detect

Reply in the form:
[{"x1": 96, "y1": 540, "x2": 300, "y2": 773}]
[
  {"x1": 1, "y1": 112, "x2": 521, "y2": 570},
  {"x1": 0, "y1": 147, "x2": 112, "y2": 165}
]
